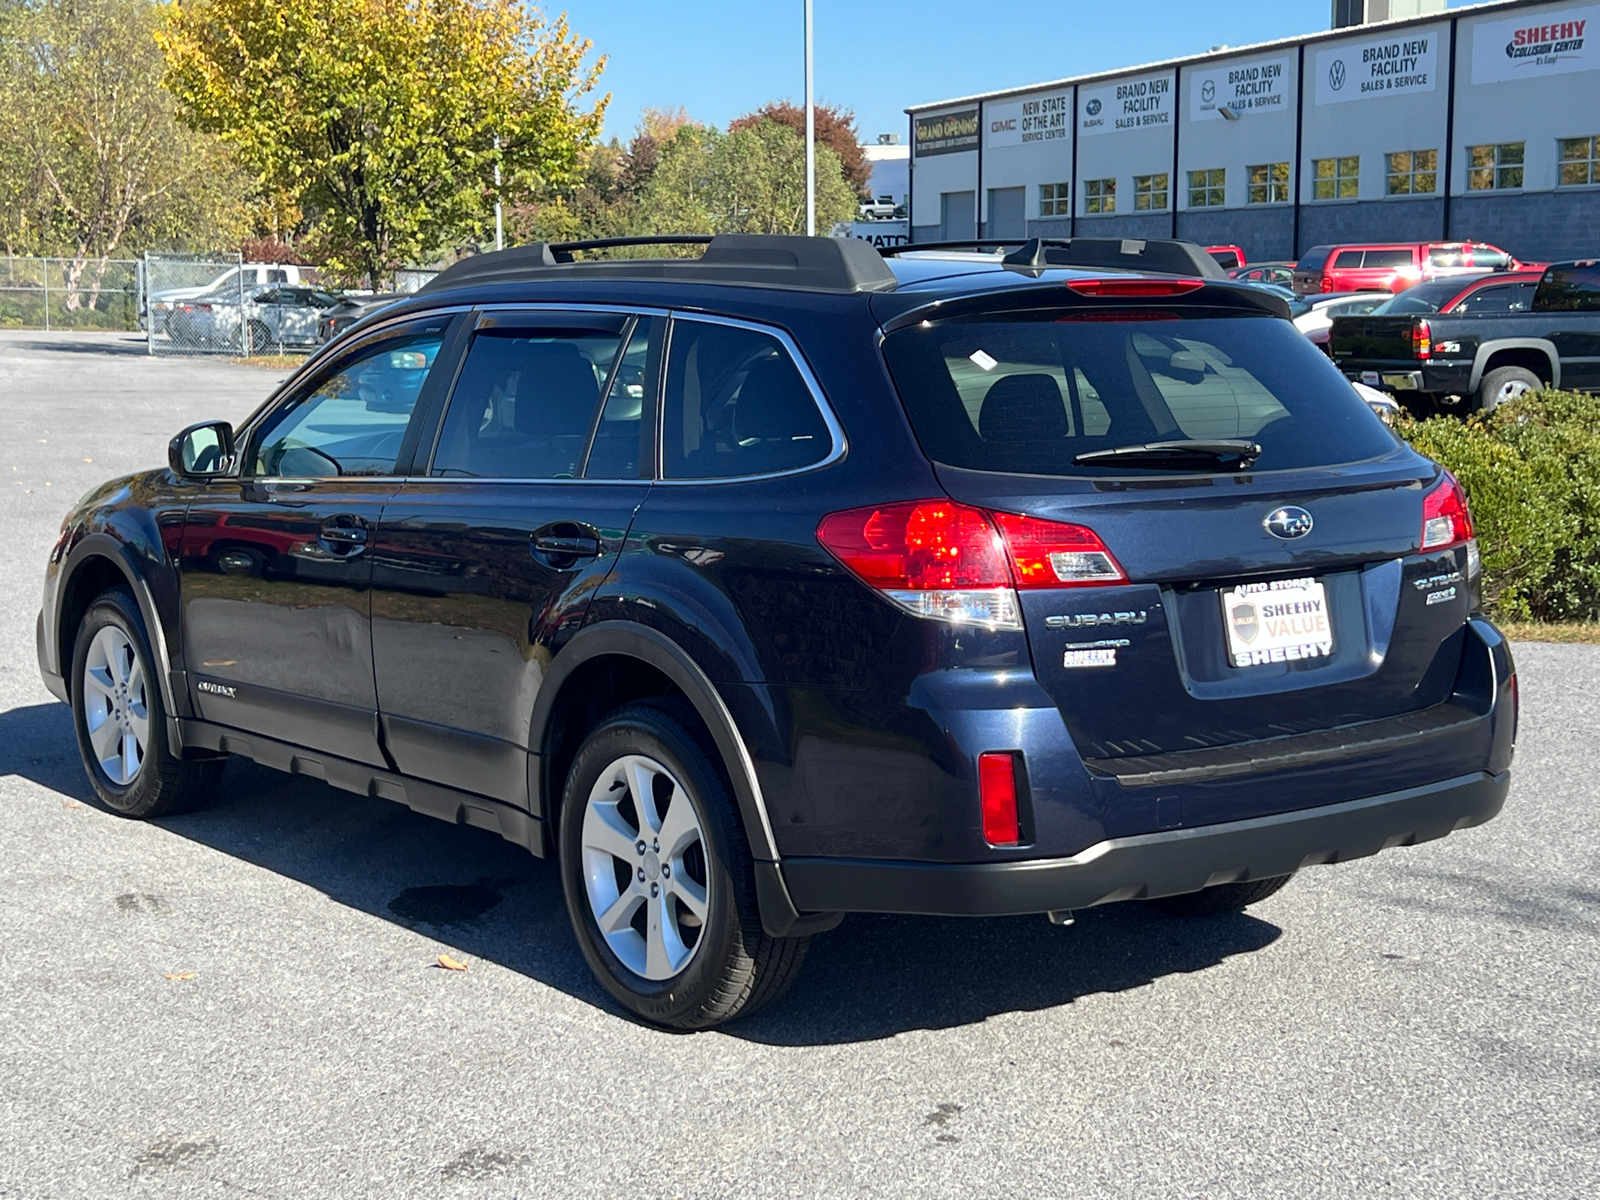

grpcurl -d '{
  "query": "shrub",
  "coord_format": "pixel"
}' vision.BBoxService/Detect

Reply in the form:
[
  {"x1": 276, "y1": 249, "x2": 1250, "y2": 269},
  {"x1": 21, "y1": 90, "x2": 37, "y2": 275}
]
[{"x1": 1398, "y1": 390, "x2": 1600, "y2": 621}]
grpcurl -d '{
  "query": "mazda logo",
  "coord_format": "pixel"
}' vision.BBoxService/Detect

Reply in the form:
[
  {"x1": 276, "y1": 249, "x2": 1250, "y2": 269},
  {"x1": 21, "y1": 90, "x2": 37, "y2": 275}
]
[
  {"x1": 1329, "y1": 60, "x2": 1347, "y2": 90},
  {"x1": 1202, "y1": 80, "x2": 1216, "y2": 103},
  {"x1": 1265, "y1": 506, "x2": 1314, "y2": 539}
]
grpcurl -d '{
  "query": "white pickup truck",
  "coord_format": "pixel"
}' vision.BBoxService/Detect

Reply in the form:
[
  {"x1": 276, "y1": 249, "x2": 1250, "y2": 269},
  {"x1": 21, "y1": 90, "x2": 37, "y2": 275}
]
[{"x1": 143, "y1": 263, "x2": 305, "y2": 332}]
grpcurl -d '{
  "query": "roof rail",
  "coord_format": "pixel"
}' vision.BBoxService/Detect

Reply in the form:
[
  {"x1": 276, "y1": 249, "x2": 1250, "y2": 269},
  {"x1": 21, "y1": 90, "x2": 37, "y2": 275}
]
[{"x1": 418, "y1": 234, "x2": 898, "y2": 295}]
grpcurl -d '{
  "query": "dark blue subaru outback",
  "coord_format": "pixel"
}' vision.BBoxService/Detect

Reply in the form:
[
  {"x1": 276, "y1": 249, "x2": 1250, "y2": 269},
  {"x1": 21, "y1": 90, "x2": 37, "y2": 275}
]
[{"x1": 37, "y1": 235, "x2": 1515, "y2": 1029}]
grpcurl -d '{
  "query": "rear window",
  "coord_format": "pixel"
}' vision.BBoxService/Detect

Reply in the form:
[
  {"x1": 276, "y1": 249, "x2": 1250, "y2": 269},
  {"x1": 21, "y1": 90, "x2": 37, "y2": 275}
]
[
  {"x1": 1298, "y1": 247, "x2": 1332, "y2": 272},
  {"x1": 1534, "y1": 263, "x2": 1600, "y2": 311},
  {"x1": 1333, "y1": 250, "x2": 1364, "y2": 269},
  {"x1": 1361, "y1": 249, "x2": 1415, "y2": 269},
  {"x1": 1209, "y1": 249, "x2": 1241, "y2": 270},
  {"x1": 881, "y1": 310, "x2": 1397, "y2": 477},
  {"x1": 1468, "y1": 244, "x2": 1511, "y2": 269}
]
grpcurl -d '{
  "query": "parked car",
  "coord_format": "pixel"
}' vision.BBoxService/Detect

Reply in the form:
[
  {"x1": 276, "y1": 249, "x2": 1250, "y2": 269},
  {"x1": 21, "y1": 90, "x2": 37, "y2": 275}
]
[
  {"x1": 144, "y1": 263, "x2": 306, "y2": 333},
  {"x1": 167, "y1": 284, "x2": 340, "y2": 350},
  {"x1": 316, "y1": 293, "x2": 403, "y2": 344},
  {"x1": 40, "y1": 234, "x2": 1514, "y2": 1031},
  {"x1": 1231, "y1": 262, "x2": 1295, "y2": 287},
  {"x1": 1289, "y1": 292, "x2": 1395, "y2": 352},
  {"x1": 1207, "y1": 244, "x2": 1247, "y2": 270},
  {"x1": 1293, "y1": 242, "x2": 1527, "y2": 296},
  {"x1": 1329, "y1": 260, "x2": 1599, "y2": 410}
]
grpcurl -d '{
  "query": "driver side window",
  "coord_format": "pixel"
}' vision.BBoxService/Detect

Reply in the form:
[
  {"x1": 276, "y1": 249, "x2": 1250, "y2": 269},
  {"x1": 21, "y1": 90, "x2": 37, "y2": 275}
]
[{"x1": 251, "y1": 321, "x2": 448, "y2": 477}]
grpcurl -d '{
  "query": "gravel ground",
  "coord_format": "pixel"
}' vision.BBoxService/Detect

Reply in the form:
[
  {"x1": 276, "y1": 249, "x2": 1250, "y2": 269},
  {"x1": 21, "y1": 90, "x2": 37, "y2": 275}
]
[{"x1": 1, "y1": 332, "x2": 1596, "y2": 1199}]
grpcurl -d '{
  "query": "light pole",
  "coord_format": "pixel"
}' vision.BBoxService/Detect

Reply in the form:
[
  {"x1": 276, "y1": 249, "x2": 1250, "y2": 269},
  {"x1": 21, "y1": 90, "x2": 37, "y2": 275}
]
[
  {"x1": 494, "y1": 135, "x2": 504, "y2": 251},
  {"x1": 804, "y1": 0, "x2": 815, "y2": 236}
]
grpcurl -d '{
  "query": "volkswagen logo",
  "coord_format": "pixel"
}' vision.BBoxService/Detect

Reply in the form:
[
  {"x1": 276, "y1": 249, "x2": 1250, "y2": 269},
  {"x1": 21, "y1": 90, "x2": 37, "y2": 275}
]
[
  {"x1": 1086, "y1": 98, "x2": 1103, "y2": 116},
  {"x1": 1265, "y1": 506, "x2": 1314, "y2": 539},
  {"x1": 1329, "y1": 60, "x2": 1347, "y2": 91}
]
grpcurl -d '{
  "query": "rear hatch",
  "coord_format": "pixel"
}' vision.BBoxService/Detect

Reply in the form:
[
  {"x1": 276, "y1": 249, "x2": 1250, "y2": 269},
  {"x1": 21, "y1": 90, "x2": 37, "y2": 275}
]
[
  {"x1": 1328, "y1": 314, "x2": 1423, "y2": 365},
  {"x1": 877, "y1": 284, "x2": 1461, "y2": 761}
]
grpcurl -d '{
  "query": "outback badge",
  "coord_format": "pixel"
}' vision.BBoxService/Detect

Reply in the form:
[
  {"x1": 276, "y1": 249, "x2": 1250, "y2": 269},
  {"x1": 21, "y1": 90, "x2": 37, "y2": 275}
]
[{"x1": 1264, "y1": 505, "x2": 1313, "y2": 540}]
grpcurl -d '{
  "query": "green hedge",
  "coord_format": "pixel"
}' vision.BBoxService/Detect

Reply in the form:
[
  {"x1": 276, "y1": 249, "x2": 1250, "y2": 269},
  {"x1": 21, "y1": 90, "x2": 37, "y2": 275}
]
[{"x1": 1398, "y1": 390, "x2": 1600, "y2": 622}]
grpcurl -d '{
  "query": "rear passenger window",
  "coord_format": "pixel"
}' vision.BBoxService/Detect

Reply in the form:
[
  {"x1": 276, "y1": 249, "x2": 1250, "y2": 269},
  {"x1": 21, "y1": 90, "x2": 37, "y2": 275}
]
[
  {"x1": 1362, "y1": 250, "x2": 1414, "y2": 268},
  {"x1": 663, "y1": 320, "x2": 832, "y2": 479},
  {"x1": 1534, "y1": 263, "x2": 1600, "y2": 311},
  {"x1": 1333, "y1": 251, "x2": 1363, "y2": 268},
  {"x1": 432, "y1": 323, "x2": 623, "y2": 478}
]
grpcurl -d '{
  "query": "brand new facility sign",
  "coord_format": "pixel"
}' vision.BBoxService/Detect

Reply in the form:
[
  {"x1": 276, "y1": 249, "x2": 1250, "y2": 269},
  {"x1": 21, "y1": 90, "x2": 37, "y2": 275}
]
[
  {"x1": 914, "y1": 109, "x2": 979, "y2": 156},
  {"x1": 1315, "y1": 32, "x2": 1438, "y2": 104},
  {"x1": 1472, "y1": 5, "x2": 1597, "y2": 83},
  {"x1": 1079, "y1": 75, "x2": 1172, "y2": 137},
  {"x1": 1190, "y1": 56, "x2": 1292, "y2": 120},
  {"x1": 987, "y1": 91, "x2": 1073, "y2": 148}
]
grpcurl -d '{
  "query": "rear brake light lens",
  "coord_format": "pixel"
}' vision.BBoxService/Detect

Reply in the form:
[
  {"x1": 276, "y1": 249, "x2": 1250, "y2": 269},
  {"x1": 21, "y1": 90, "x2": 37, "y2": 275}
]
[
  {"x1": 1066, "y1": 278, "x2": 1205, "y2": 298},
  {"x1": 816, "y1": 501, "x2": 1126, "y2": 629},
  {"x1": 978, "y1": 752, "x2": 1021, "y2": 846},
  {"x1": 1412, "y1": 318, "x2": 1432, "y2": 360},
  {"x1": 1321, "y1": 277, "x2": 1335, "y2": 293},
  {"x1": 991, "y1": 512, "x2": 1127, "y2": 588},
  {"x1": 1421, "y1": 470, "x2": 1474, "y2": 550}
]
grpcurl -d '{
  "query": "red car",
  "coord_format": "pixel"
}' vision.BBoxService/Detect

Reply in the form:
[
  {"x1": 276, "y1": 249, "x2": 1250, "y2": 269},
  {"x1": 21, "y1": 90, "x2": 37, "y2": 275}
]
[
  {"x1": 1206, "y1": 244, "x2": 1247, "y2": 270},
  {"x1": 1293, "y1": 241, "x2": 1528, "y2": 295}
]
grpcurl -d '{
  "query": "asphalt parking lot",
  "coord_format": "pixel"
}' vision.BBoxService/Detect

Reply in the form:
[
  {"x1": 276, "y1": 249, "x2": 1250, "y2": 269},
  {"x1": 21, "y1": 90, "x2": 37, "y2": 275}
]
[{"x1": 1, "y1": 330, "x2": 1596, "y2": 1199}]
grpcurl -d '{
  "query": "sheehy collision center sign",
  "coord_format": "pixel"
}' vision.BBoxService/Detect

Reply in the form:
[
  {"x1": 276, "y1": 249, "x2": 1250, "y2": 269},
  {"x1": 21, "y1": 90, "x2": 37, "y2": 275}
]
[
  {"x1": 1315, "y1": 30, "x2": 1438, "y2": 104},
  {"x1": 1190, "y1": 56, "x2": 1292, "y2": 120},
  {"x1": 986, "y1": 91, "x2": 1072, "y2": 148},
  {"x1": 1079, "y1": 75, "x2": 1172, "y2": 137},
  {"x1": 1472, "y1": 6, "x2": 1596, "y2": 83}
]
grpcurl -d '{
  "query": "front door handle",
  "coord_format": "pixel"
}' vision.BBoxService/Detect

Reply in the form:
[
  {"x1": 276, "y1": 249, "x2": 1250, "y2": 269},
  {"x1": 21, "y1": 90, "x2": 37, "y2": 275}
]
[{"x1": 318, "y1": 516, "x2": 369, "y2": 557}]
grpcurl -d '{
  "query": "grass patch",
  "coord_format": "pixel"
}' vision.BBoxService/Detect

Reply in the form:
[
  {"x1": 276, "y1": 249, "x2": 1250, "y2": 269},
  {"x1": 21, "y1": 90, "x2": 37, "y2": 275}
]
[
  {"x1": 1498, "y1": 622, "x2": 1600, "y2": 644},
  {"x1": 230, "y1": 353, "x2": 306, "y2": 369}
]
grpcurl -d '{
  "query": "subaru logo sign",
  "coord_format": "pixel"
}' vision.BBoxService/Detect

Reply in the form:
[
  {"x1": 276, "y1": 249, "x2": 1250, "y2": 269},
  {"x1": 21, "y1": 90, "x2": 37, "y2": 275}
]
[
  {"x1": 1264, "y1": 506, "x2": 1314, "y2": 539},
  {"x1": 1086, "y1": 98, "x2": 1102, "y2": 115}
]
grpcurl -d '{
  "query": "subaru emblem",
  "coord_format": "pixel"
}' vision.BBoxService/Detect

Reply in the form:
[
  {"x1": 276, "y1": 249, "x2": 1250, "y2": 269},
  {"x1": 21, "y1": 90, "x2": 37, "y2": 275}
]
[{"x1": 1264, "y1": 506, "x2": 1314, "y2": 539}]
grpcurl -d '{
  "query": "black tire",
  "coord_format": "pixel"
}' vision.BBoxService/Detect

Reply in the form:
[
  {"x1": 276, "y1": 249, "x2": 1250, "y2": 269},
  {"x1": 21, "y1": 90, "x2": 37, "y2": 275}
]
[
  {"x1": 1475, "y1": 365, "x2": 1541, "y2": 412},
  {"x1": 558, "y1": 698, "x2": 809, "y2": 1029},
  {"x1": 247, "y1": 319, "x2": 273, "y2": 354},
  {"x1": 1147, "y1": 874, "x2": 1293, "y2": 917},
  {"x1": 69, "y1": 588, "x2": 224, "y2": 819}
]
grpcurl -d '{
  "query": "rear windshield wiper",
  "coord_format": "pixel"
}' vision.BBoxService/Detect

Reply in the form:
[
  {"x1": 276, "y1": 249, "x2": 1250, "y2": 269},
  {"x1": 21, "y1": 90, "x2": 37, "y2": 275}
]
[{"x1": 1073, "y1": 438, "x2": 1261, "y2": 469}]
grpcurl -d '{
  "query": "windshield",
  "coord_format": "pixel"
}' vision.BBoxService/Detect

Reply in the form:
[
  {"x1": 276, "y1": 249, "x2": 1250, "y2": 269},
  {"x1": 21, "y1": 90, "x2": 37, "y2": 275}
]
[
  {"x1": 881, "y1": 309, "x2": 1397, "y2": 477},
  {"x1": 1371, "y1": 277, "x2": 1488, "y2": 315}
]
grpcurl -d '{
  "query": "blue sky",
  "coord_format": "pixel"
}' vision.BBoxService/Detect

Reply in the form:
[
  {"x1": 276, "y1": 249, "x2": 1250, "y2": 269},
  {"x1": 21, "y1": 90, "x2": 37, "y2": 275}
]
[{"x1": 558, "y1": 0, "x2": 1480, "y2": 144}]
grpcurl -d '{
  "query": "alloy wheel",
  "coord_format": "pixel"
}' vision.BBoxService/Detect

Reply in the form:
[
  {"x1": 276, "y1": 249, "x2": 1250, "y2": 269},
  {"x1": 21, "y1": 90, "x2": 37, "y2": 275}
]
[
  {"x1": 81, "y1": 625, "x2": 149, "y2": 786},
  {"x1": 1496, "y1": 379, "x2": 1533, "y2": 405},
  {"x1": 580, "y1": 753, "x2": 709, "y2": 981}
]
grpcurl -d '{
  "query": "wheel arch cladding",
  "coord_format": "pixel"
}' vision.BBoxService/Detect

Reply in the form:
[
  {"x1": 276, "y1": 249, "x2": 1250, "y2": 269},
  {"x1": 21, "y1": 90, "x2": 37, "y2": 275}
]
[{"x1": 1472, "y1": 341, "x2": 1558, "y2": 391}]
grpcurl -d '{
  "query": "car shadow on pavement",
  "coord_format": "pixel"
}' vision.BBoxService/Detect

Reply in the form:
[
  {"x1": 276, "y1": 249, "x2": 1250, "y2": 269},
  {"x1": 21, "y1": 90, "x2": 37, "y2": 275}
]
[
  {"x1": 0, "y1": 335, "x2": 151, "y2": 357},
  {"x1": 2, "y1": 701, "x2": 1281, "y2": 1043}
]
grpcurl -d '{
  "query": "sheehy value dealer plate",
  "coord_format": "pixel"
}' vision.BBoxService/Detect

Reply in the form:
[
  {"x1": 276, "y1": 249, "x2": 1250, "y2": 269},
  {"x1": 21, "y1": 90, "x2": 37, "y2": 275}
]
[{"x1": 1221, "y1": 577, "x2": 1333, "y2": 667}]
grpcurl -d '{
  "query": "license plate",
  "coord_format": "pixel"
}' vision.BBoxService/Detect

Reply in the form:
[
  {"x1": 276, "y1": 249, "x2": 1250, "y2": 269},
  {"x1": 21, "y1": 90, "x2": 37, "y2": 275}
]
[
  {"x1": 1360, "y1": 370, "x2": 1380, "y2": 385},
  {"x1": 1381, "y1": 373, "x2": 1417, "y2": 390},
  {"x1": 1221, "y1": 578, "x2": 1334, "y2": 668}
]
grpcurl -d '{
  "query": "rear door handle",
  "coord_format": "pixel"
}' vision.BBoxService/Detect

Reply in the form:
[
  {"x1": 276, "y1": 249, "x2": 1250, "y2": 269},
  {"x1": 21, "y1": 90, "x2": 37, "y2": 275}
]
[
  {"x1": 318, "y1": 516, "x2": 369, "y2": 557},
  {"x1": 532, "y1": 533, "x2": 601, "y2": 559}
]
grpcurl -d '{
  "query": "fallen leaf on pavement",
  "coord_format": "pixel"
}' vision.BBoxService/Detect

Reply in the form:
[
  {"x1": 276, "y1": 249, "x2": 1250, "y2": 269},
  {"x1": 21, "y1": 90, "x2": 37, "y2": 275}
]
[
  {"x1": 436, "y1": 954, "x2": 468, "y2": 972},
  {"x1": 165, "y1": 972, "x2": 196, "y2": 981},
  {"x1": 61, "y1": 801, "x2": 81, "y2": 809}
]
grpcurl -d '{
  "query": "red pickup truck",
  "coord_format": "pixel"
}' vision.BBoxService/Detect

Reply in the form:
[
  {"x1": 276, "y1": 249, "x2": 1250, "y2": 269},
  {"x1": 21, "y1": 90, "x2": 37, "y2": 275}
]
[{"x1": 1293, "y1": 242, "x2": 1534, "y2": 295}]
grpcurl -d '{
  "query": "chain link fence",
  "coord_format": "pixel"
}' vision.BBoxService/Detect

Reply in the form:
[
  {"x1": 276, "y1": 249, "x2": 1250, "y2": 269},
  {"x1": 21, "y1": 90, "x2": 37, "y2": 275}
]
[{"x1": 0, "y1": 257, "x2": 141, "y2": 331}]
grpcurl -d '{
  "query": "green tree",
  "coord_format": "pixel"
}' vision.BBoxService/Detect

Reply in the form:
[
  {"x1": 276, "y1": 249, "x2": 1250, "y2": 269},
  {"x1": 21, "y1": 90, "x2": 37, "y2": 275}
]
[
  {"x1": 639, "y1": 119, "x2": 857, "y2": 237},
  {"x1": 729, "y1": 100, "x2": 869, "y2": 199},
  {"x1": 0, "y1": 0, "x2": 245, "y2": 273},
  {"x1": 158, "y1": 0, "x2": 608, "y2": 285}
]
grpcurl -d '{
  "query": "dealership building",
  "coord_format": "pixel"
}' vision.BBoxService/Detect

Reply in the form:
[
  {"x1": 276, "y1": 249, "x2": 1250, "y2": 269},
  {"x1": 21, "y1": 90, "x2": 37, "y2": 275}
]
[{"x1": 904, "y1": 0, "x2": 1600, "y2": 262}]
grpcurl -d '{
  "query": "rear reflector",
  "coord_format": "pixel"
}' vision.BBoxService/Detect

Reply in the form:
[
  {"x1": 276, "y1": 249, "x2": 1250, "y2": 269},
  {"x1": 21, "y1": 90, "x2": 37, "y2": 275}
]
[
  {"x1": 1421, "y1": 469, "x2": 1474, "y2": 550},
  {"x1": 978, "y1": 753, "x2": 1021, "y2": 846},
  {"x1": 1066, "y1": 278, "x2": 1206, "y2": 298},
  {"x1": 817, "y1": 501, "x2": 1126, "y2": 629}
]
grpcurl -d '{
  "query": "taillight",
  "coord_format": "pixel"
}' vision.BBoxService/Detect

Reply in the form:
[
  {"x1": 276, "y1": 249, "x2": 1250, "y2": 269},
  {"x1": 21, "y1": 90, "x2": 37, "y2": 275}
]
[
  {"x1": 1321, "y1": 276, "x2": 1335, "y2": 293},
  {"x1": 991, "y1": 512, "x2": 1126, "y2": 588},
  {"x1": 816, "y1": 501, "x2": 1126, "y2": 629},
  {"x1": 1421, "y1": 470, "x2": 1473, "y2": 550},
  {"x1": 1412, "y1": 318, "x2": 1432, "y2": 359},
  {"x1": 978, "y1": 752, "x2": 1021, "y2": 846},
  {"x1": 1066, "y1": 278, "x2": 1205, "y2": 298}
]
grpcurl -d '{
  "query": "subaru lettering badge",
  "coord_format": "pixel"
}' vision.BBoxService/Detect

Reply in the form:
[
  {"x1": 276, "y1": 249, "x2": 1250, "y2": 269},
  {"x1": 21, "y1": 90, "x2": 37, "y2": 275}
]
[{"x1": 1265, "y1": 506, "x2": 1314, "y2": 540}]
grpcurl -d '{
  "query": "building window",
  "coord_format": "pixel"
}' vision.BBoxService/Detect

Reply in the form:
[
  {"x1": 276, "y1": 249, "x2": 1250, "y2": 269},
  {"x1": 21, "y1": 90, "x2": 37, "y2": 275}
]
[
  {"x1": 1386, "y1": 150, "x2": 1438, "y2": 195},
  {"x1": 1468, "y1": 143, "x2": 1524, "y2": 190},
  {"x1": 1083, "y1": 178, "x2": 1116, "y2": 214},
  {"x1": 1558, "y1": 137, "x2": 1600, "y2": 187},
  {"x1": 1247, "y1": 163, "x2": 1289, "y2": 204},
  {"x1": 1312, "y1": 156, "x2": 1359, "y2": 200},
  {"x1": 1187, "y1": 168, "x2": 1224, "y2": 208},
  {"x1": 1133, "y1": 174, "x2": 1169, "y2": 210},
  {"x1": 1040, "y1": 181, "x2": 1072, "y2": 216}
]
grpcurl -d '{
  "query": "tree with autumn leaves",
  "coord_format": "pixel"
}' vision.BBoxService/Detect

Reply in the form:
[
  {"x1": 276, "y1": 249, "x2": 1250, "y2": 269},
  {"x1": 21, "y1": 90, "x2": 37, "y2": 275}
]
[{"x1": 158, "y1": 0, "x2": 608, "y2": 285}]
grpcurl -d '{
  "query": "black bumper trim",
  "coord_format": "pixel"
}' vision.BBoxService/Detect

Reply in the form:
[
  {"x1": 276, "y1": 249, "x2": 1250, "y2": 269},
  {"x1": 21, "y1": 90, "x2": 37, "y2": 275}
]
[{"x1": 781, "y1": 771, "x2": 1509, "y2": 917}]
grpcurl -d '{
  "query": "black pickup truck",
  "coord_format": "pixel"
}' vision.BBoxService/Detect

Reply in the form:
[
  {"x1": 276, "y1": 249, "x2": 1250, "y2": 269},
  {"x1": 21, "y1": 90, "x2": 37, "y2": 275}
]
[{"x1": 1329, "y1": 260, "x2": 1600, "y2": 412}]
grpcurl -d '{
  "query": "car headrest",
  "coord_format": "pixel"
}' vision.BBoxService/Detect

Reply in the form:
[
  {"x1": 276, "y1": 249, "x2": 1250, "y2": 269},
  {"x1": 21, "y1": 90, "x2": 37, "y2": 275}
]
[
  {"x1": 733, "y1": 355, "x2": 823, "y2": 442},
  {"x1": 514, "y1": 342, "x2": 600, "y2": 437},
  {"x1": 979, "y1": 373, "x2": 1068, "y2": 442}
]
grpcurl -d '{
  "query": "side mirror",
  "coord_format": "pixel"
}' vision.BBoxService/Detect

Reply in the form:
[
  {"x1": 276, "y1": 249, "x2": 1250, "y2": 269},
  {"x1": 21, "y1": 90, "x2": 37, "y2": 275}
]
[{"x1": 169, "y1": 421, "x2": 236, "y2": 478}]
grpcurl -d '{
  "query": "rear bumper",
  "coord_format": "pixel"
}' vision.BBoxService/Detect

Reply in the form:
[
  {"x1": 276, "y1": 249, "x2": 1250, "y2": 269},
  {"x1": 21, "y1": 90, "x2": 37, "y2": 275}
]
[{"x1": 781, "y1": 769, "x2": 1508, "y2": 917}]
